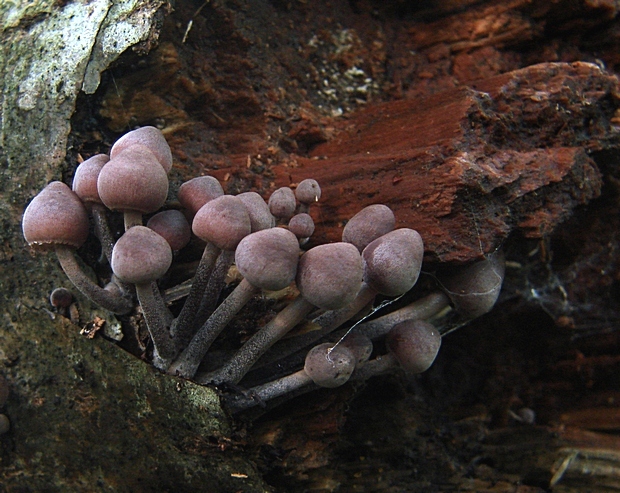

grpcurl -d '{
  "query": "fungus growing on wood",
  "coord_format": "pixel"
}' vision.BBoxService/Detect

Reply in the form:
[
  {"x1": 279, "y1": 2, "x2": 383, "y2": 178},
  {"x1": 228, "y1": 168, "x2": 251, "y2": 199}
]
[
  {"x1": 352, "y1": 319, "x2": 441, "y2": 381},
  {"x1": 227, "y1": 342, "x2": 358, "y2": 412},
  {"x1": 111, "y1": 226, "x2": 174, "y2": 366},
  {"x1": 97, "y1": 145, "x2": 169, "y2": 229},
  {"x1": 256, "y1": 228, "x2": 424, "y2": 368},
  {"x1": 295, "y1": 178, "x2": 321, "y2": 212},
  {"x1": 342, "y1": 204, "x2": 396, "y2": 253},
  {"x1": 147, "y1": 210, "x2": 191, "y2": 253},
  {"x1": 268, "y1": 186, "x2": 297, "y2": 221},
  {"x1": 178, "y1": 176, "x2": 224, "y2": 217},
  {"x1": 169, "y1": 227, "x2": 300, "y2": 378},
  {"x1": 110, "y1": 126, "x2": 173, "y2": 173},
  {"x1": 72, "y1": 154, "x2": 116, "y2": 261},
  {"x1": 171, "y1": 195, "x2": 251, "y2": 349},
  {"x1": 202, "y1": 242, "x2": 363, "y2": 385},
  {"x1": 439, "y1": 250, "x2": 506, "y2": 319},
  {"x1": 22, "y1": 181, "x2": 132, "y2": 314}
]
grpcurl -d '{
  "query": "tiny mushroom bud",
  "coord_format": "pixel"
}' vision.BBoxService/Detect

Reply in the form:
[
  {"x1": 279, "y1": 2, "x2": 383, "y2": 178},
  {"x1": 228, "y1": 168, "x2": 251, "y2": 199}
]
[
  {"x1": 304, "y1": 342, "x2": 356, "y2": 388},
  {"x1": 110, "y1": 126, "x2": 173, "y2": 173},
  {"x1": 49, "y1": 287, "x2": 74, "y2": 311},
  {"x1": 268, "y1": 186, "x2": 297, "y2": 221},
  {"x1": 295, "y1": 178, "x2": 321, "y2": 206},
  {"x1": 178, "y1": 176, "x2": 224, "y2": 217},
  {"x1": 202, "y1": 242, "x2": 363, "y2": 385},
  {"x1": 97, "y1": 145, "x2": 169, "y2": 229},
  {"x1": 343, "y1": 204, "x2": 396, "y2": 253},
  {"x1": 226, "y1": 341, "x2": 357, "y2": 412},
  {"x1": 22, "y1": 181, "x2": 132, "y2": 314},
  {"x1": 168, "y1": 228, "x2": 300, "y2": 378},
  {"x1": 112, "y1": 226, "x2": 175, "y2": 366},
  {"x1": 288, "y1": 213, "x2": 315, "y2": 239},
  {"x1": 147, "y1": 210, "x2": 191, "y2": 252},
  {"x1": 439, "y1": 249, "x2": 505, "y2": 319}
]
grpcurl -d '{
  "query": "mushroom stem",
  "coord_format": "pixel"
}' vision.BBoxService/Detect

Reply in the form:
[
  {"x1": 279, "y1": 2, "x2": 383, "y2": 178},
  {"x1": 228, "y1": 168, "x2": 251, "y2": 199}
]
[
  {"x1": 256, "y1": 283, "x2": 377, "y2": 368},
  {"x1": 194, "y1": 249, "x2": 236, "y2": 327},
  {"x1": 198, "y1": 297, "x2": 316, "y2": 385},
  {"x1": 228, "y1": 368, "x2": 314, "y2": 412},
  {"x1": 135, "y1": 282, "x2": 176, "y2": 369},
  {"x1": 355, "y1": 291, "x2": 450, "y2": 340},
  {"x1": 91, "y1": 203, "x2": 115, "y2": 263},
  {"x1": 170, "y1": 242, "x2": 221, "y2": 349},
  {"x1": 349, "y1": 353, "x2": 398, "y2": 381},
  {"x1": 123, "y1": 210, "x2": 143, "y2": 231},
  {"x1": 55, "y1": 246, "x2": 133, "y2": 314},
  {"x1": 168, "y1": 278, "x2": 259, "y2": 378}
]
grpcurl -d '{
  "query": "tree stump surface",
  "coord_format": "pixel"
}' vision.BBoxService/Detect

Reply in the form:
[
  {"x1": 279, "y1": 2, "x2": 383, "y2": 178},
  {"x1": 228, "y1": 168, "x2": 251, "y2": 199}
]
[{"x1": 3, "y1": 1, "x2": 620, "y2": 492}]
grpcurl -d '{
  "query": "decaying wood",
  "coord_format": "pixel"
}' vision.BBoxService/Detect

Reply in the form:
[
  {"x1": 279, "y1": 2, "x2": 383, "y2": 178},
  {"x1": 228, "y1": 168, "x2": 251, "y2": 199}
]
[{"x1": 276, "y1": 62, "x2": 619, "y2": 262}]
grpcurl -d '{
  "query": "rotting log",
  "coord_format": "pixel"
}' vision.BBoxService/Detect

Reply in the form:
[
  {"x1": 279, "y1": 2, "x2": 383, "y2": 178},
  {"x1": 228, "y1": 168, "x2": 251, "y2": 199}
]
[{"x1": 275, "y1": 62, "x2": 620, "y2": 263}]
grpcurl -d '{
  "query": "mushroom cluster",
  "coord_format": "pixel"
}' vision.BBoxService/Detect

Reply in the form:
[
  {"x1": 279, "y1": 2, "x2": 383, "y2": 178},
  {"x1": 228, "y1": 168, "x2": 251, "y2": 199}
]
[{"x1": 22, "y1": 126, "x2": 505, "y2": 412}]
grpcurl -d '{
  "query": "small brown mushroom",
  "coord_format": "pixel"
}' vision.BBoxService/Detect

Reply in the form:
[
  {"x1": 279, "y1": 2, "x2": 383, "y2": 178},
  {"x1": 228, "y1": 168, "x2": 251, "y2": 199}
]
[
  {"x1": 22, "y1": 182, "x2": 132, "y2": 314},
  {"x1": 97, "y1": 145, "x2": 169, "y2": 229},
  {"x1": 352, "y1": 319, "x2": 441, "y2": 381},
  {"x1": 171, "y1": 195, "x2": 251, "y2": 349},
  {"x1": 110, "y1": 126, "x2": 173, "y2": 173},
  {"x1": 168, "y1": 228, "x2": 299, "y2": 378},
  {"x1": 147, "y1": 210, "x2": 191, "y2": 253},
  {"x1": 177, "y1": 176, "x2": 224, "y2": 217},
  {"x1": 111, "y1": 226, "x2": 175, "y2": 366},
  {"x1": 268, "y1": 186, "x2": 297, "y2": 221},
  {"x1": 202, "y1": 242, "x2": 363, "y2": 385},
  {"x1": 72, "y1": 154, "x2": 115, "y2": 261},
  {"x1": 342, "y1": 204, "x2": 395, "y2": 253}
]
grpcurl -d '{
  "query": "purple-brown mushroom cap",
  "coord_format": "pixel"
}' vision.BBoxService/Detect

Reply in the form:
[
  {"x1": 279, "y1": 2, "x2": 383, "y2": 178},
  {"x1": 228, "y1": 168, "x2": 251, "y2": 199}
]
[
  {"x1": 288, "y1": 213, "x2": 315, "y2": 239},
  {"x1": 295, "y1": 178, "x2": 321, "y2": 205},
  {"x1": 147, "y1": 209, "x2": 191, "y2": 252},
  {"x1": 439, "y1": 250, "x2": 505, "y2": 318},
  {"x1": 386, "y1": 319, "x2": 441, "y2": 374},
  {"x1": 304, "y1": 343, "x2": 356, "y2": 388},
  {"x1": 235, "y1": 228, "x2": 300, "y2": 291},
  {"x1": 110, "y1": 126, "x2": 173, "y2": 173},
  {"x1": 268, "y1": 187, "x2": 296, "y2": 220},
  {"x1": 362, "y1": 228, "x2": 424, "y2": 296},
  {"x1": 296, "y1": 242, "x2": 363, "y2": 310},
  {"x1": 22, "y1": 181, "x2": 89, "y2": 250},
  {"x1": 72, "y1": 154, "x2": 109, "y2": 207},
  {"x1": 178, "y1": 176, "x2": 224, "y2": 216},
  {"x1": 111, "y1": 226, "x2": 173, "y2": 285},
  {"x1": 97, "y1": 146, "x2": 169, "y2": 214},
  {"x1": 237, "y1": 191, "x2": 276, "y2": 231},
  {"x1": 192, "y1": 195, "x2": 251, "y2": 251},
  {"x1": 343, "y1": 204, "x2": 396, "y2": 253}
]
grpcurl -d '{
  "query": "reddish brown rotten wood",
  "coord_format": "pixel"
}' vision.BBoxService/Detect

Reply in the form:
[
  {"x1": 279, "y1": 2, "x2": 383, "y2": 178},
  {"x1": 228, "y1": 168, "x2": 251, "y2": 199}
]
[{"x1": 276, "y1": 62, "x2": 620, "y2": 263}]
